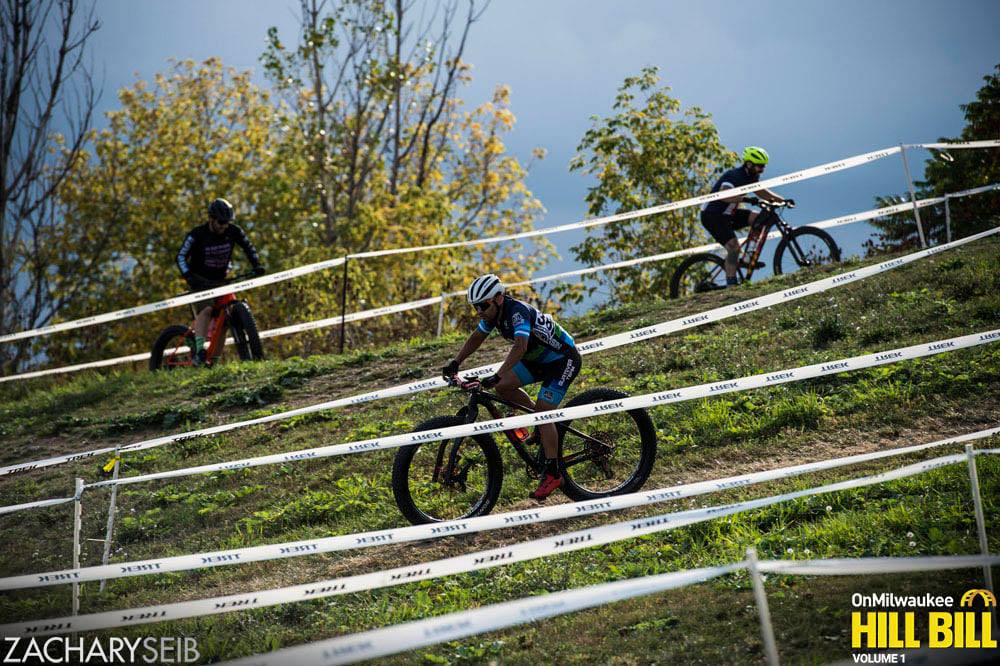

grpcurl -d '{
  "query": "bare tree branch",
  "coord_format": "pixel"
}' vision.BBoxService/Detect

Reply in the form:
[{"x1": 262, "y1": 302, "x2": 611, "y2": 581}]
[{"x1": 0, "y1": 0, "x2": 100, "y2": 371}]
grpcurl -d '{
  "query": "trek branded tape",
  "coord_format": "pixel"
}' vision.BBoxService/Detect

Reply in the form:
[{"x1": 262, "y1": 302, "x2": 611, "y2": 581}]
[
  {"x1": 2, "y1": 181, "x2": 996, "y2": 383},
  {"x1": 75, "y1": 328, "x2": 1000, "y2": 491},
  {"x1": 6, "y1": 141, "x2": 994, "y2": 344},
  {"x1": 4, "y1": 222, "x2": 997, "y2": 479},
  {"x1": 218, "y1": 553, "x2": 1000, "y2": 666},
  {"x1": 0, "y1": 453, "x2": 971, "y2": 636},
  {"x1": 4, "y1": 426, "x2": 995, "y2": 589}
]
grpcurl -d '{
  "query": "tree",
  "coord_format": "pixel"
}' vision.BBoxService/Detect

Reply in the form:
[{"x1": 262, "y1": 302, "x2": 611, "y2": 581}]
[
  {"x1": 40, "y1": 1, "x2": 551, "y2": 368},
  {"x1": 48, "y1": 58, "x2": 303, "y2": 365},
  {"x1": 867, "y1": 63, "x2": 1000, "y2": 253},
  {"x1": 0, "y1": 0, "x2": 99, "y2": 372},
  {"x1": 562, "y1": 66, "x2": 733, "y2": 305},
  {"x1": 261, "y1": 0, "x2": 553, "y2": 346}
]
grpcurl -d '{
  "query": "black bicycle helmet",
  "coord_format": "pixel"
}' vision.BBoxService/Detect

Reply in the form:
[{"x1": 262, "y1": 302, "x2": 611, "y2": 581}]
[{"x1": 208, "y1": 197, "x2": 235, "y2": 223}]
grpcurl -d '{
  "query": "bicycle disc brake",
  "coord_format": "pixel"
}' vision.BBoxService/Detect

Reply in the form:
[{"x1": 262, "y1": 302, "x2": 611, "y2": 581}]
[
  {"x1": 587, "y1": 432, "x2": 615, "y2": 480},
  {"x1": 438, "y1": 440, "x2": 475, "y2": 492}
]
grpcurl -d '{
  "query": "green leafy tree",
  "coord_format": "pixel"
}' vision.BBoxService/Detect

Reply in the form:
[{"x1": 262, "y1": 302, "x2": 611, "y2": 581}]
[
  {"x1": 262, "y1": 0, "x2": 553, "y2": 345},
  {"x1": 562, "y1": 66, "x2": 733, "y2": 305},
  {"x1": 867, "y1": 63, "x2": 1000, "y2": 253},
  {"x1": 39, "y1": 1, "x2": 552, "y2": 369},
  {"x1": 49, "y1": 58, "x2": 305, "y2": 365}
]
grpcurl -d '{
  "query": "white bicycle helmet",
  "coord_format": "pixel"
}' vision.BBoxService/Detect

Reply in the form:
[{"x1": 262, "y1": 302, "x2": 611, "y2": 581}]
[{"x1": 467, "y1": 273, "x2": 505, "y2": 304}]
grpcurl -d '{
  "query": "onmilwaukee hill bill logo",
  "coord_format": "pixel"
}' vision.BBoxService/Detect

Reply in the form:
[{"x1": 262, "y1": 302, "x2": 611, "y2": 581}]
[{"x1": 850, "y1": 588, "x2": 996, "y2": 660}]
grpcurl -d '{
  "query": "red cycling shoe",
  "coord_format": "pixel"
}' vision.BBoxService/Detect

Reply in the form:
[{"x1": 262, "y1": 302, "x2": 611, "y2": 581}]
[{"x1": 530, "y1": 472, "x2": 563, "y2": 501}]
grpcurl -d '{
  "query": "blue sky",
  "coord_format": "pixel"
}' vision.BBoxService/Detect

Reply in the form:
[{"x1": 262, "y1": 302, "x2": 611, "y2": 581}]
[{"x1": 89, "y1": 0, "x2": 999, "y2": 300}]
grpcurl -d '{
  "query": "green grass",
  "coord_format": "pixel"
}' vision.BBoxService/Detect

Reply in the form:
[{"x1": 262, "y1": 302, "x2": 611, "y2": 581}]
[{"x1": 0, "y1": 237, "x2": 998, "y2": 664}]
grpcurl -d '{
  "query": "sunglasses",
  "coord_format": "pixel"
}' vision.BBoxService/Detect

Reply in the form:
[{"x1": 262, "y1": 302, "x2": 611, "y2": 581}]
[{"x1": 473, "y1": 299, "x2": 493, "y2": 312}]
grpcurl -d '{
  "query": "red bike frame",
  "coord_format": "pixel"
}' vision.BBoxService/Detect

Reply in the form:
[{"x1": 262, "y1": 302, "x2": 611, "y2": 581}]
[{"x1": 162, "y1": 293, "x2": 236, "y2": 368}]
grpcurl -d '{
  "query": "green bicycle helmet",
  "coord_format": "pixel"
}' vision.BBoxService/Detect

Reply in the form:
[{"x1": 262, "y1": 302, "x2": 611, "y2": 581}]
[{"x1": 742, "y1": 146, "x2": 769, "y2": 165}]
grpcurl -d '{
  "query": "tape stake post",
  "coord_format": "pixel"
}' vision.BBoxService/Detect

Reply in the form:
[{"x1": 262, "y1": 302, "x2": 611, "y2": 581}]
[
  {"x1": 339, "y1": 257, "x2": 349, "y2": 355},
  {"x1": 944, "y1": 196, "x2": 953, "y2": 243},
  {"x1": 99, "y1": 453, "x2": 121, "y2": 592},
  {"x1": 72, "y1": 477, "x2": 83, "y2": 617},
  {"x1": 899, "y1": 144, "x2": 927, "y2": 248},
  {"x1": 964, "y1": 443, "x2": 996, "y2": 629},
  {"x1": 747, "y1": 547, "x2": 781, "y2": 666},
  {"x1": 436, "y1": 293, "x2": 446, "y2": 338}
]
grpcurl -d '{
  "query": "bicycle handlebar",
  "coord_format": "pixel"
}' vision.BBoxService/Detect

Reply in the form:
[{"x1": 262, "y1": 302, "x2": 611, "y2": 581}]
[
  {"x1": 444, "y1": 374, "x2": 483, "y2": 391},
  {"x1": 744, "y1": 198, "x2": 795, "y2": 210}
]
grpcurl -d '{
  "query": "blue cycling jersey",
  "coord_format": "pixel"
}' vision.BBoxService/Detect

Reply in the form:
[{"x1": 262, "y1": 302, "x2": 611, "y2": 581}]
[
  {"x1": 477, "y1": 296, "x2": 575, "y2": 363},
  {"x1": 702, "y1": 165, "x2": 760, "y2": 215}
]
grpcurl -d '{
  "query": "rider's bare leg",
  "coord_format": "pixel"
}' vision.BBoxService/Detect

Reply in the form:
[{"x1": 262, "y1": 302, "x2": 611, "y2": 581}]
[
  {"x1": 495, "y1": 376, "x2": 559, "y2": 459},
  {"x1": 723, "y1": 211, "x2": 759, "y2": 281},
  {"x1": 193, "y1": 306, "x2": 212, "y2": 338},
  {"x1": 724, "y1": 237, "x2": 741, "y2": 280}
]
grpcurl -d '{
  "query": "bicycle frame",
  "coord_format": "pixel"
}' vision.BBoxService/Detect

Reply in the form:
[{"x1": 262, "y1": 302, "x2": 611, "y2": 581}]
[
  {"x1": 197, "y1": 293, "x2": 236, "y2": 363},
  {"x1": 162, "y1": 293, "x2": 236, "y2": 367},
  {"x1": 739, "y1": 206, "x2": 794, "y2": 280},
  {"x1": 434, "y1": 381, "x2": 615, "y2": 486}
]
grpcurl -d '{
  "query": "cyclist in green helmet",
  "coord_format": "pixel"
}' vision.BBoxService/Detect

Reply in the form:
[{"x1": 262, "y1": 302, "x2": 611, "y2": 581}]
[{"x1": 700, "y1": 146, "x2": 793, "y2": 287}]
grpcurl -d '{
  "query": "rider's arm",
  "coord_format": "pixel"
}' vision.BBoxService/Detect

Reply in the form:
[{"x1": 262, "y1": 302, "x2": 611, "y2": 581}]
[
  {"x1": 454, "y1": 329, "x2": 489, "y2": 366},
  {"x1": 176, "y1": 232, "x2": 195, "y2": 277},
  {"x1": 495, "y1": 335, "x2": 529, "y2": 377},
  {"x1": 232, "y1": 225, "x2": 262, "y2": 269},
  {"x1": 753, "y1": 187, "x2": 785, "y2": 203}
]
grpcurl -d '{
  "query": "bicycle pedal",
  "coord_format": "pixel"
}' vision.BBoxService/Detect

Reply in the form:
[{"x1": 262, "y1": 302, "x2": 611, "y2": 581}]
[{"x1": 739, "y1": 260, "x2": 765, "y2": 269}]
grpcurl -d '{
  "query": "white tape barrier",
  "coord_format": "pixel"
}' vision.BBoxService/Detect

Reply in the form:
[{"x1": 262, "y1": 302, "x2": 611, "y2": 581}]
[
  {"x1": 758, "y1": 554, "x2": 1000, "y2": 577},
  {"x1": 220, "y1": 565, "x2": 743, "y2": 666},
  {"x1": 0, "y1": 452, "x2": 974, "y2": 636},
  {"x1": 220, "y1": 554, "x2": 1000, "y2": 666},
  {"x1": 0, "y1": 257, "x2": 346, "y2": 344},
  {"x1": 5, "y1": 140, "x2": 997, "y2": 345},
  {"x1": 908, "y1": 140, "x2": 1000, "y2": 150},
  {"x1": 3, "y1": 177, "x2": 996, "y2": 383},
  {"x1": 0, "y1": 496, "x2": 76, "y2": 516},
  {"x1": 5, "y1": 223, "x2": 998, "y2": 482},
  {"x1": 6, "y1": 425, "x2": 996, "y2": 590},
  {"x1": 74, "y1": 327, "x2": 1000, "y2": 492},
  {"x1": 0, "y1": 298, "x2": 449, "y2": 384}
]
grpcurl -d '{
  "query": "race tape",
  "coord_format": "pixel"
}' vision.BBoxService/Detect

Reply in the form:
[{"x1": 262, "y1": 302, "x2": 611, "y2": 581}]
[
  {"x1": 219, "y1": 554, "x2": 1000, "y2": 666},
  {"x1": 5, "y1": 425, "x2": 996, "y2": 590},
  {"x1": 3, "y1": 225, "x2": 998, "y2": 483},
  {"x1": 77, "y1": 327, "x2": 1000, "y2": 492},
  {"x1": 3, "y1": 181, "x2": 996, "y2": 384},
  {"x1": 5, "y1": 140, "x2": 997, "y2": 345},
  {"x1": 758, "y1": 554, "x2": 1000, "y2": 577},
  {"x1": 217, "y1": 564, "x2": 743, "y2": 666},
  {"x1": 0, "y1": 257, "x2": 347, "y2": 344},
  {"x1": 909, "y1": 140, "x2": 1000, "y2": 150},
  {"x1": 0, "y1": 495, "x2": 75, "y2": 517},
  {"x1": 0, "y1": 141, "x2": 957, "y2": 345},
  {"x1": 0, "y1": 452, "x2": 969, "y2": 636}
]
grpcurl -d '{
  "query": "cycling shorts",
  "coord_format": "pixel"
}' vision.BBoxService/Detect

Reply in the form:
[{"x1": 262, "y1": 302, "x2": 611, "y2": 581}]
[
  {"x1": 188, "y1": 287, "x2": 218, "y2": 316},
  {"x1": 701, "y1": 209, "x2": 753, "y2": 246},
  {"x1": 511, "y1": 347, "x2": 582, "y2": 406}
]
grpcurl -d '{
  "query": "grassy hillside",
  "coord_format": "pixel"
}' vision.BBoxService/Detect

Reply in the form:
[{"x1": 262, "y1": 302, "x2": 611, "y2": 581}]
[{"x1": 1, "y1": 236, "x2": 999, "y2": 664}]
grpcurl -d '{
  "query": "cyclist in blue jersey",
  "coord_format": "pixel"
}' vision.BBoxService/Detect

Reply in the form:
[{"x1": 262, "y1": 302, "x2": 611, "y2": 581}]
[
  {"x1": 701, "y1": 146, "x2": 793, "y2": 287},
  {"x1": 442, "y1": 274, "x2": 581, "y2": 500}
]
